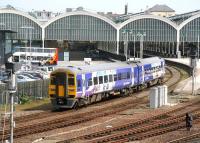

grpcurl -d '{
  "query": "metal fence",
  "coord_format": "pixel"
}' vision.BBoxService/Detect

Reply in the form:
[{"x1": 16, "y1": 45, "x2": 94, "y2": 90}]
[{"x1": 0, "y1": 79, "x2": 50, "y2": 105}]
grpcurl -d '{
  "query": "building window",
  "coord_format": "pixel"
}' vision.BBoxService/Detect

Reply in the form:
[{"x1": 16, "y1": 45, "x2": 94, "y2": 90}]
[{"x1": 37, "y1": 12, "x2": 41, "y2": 17}]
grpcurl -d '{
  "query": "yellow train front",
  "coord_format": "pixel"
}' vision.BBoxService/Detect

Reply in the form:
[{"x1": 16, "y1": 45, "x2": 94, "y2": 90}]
[{"x1": 49, "y1": 68, "x2": 77, "y2": 109}]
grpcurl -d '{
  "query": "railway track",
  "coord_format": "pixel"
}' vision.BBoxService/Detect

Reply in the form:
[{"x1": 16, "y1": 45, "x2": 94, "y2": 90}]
[
  {"x1": 167, "y1": 132, "x2": 200, "y2": 143},
  {"x1": 1, "y1": 96, "x2": 148, "y2": 140},
  {"x1": 57, "y1": 101, "x2": 200, "y2": 143},
  {"x1": 0, "y1": 66, "x2": 181, "y2": 141},
  {"x1": 86, "y1": 110, "x2": 200, "y2": 143},
  {"x1": 55, "y1": 66, "x2": 198, "y2": 143},
  {"x1": 1, "y1": 65, "x2": 173, "y2": 125}
]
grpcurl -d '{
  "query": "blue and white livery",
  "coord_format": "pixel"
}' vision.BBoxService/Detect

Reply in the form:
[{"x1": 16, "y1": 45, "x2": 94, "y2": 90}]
[{"x1": 49, "y1": 57, "x2": 165, "y2": 109}]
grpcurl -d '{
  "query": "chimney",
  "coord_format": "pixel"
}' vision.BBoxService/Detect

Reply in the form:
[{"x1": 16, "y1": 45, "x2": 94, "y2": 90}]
[{"x1": 125, "y1": 4, "x2": 128, "y2": 15}]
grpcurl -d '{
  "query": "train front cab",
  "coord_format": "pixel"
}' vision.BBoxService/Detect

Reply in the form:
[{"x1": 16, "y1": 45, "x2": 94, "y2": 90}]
[{"x1": 49, "y1": 69, "x2": 77, "y2": 109}]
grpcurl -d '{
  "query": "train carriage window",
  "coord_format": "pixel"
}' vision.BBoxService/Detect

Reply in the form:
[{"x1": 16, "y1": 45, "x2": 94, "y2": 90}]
[
  {"x1": 114, "y1": 74, "x2": 117, "y2": 81},
  {"x1": 118, "y1": 73, "x2": 122, "y2": 80},
  {"x1": 104, "y1": 75, "x2": 108, "y2": 83},
  {"x1": 68, "y1": 74, "x2": 75, "y2": 86},
  {"x1": 121, "y1": 73, "x2": 127, "y2": 80},
  {"x1": 109, "y1": 74, "x2": 113, "y2": 82},
  {"x1": 127, "y1": 72, "x2": 130, "y2": 79},
  {"x1": 77, "y1": 79, "x2": 81, "y2": 87},
  {"x1": 93, "y1": 77, "x2": 98, "y2": 85},
  {"x1": 88, "y1": 78, "x2": 92, "y2": 86},
  {"x1": 99, "y1": 76, "x2": 103, "y2": 84}
]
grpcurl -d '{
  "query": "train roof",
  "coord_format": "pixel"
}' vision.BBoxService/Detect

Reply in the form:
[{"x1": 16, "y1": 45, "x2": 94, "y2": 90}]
[
  {"x1": 54, "y1": 61, "x2": 136, "y2": 74},
  {"x1": 53, "y1": 57, "x2": 164, "y2": 74},
  {"x1": 136, "y1": 57, "x2": 164, "y2": 65},
  {"x1": 67, "y1": 61, "x2": 136, "y2": 74}
]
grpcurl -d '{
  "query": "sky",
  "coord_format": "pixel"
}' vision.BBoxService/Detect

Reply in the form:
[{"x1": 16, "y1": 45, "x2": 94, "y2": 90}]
[{"x1": 0, "y1": 0, "x2": 199, "y2": 14}]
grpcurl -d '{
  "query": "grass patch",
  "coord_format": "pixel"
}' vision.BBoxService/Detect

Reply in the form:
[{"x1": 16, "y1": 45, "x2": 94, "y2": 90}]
[
  {"x1": 15, "y1": 98, "x2": 52, "y2": 111},
  {"x1": 0, "y1": 98, "x2": 52, "y2": 113}
]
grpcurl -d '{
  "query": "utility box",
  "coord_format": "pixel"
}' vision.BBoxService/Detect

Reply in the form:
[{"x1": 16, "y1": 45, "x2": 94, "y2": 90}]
[
  {"x1": 163, "y1": 85, "x2": 168, "y2": 105},
  {"x1": 158, "y1": 86, "x2": 163, "y2": 107},
  {"x1": 150, "y1": 85, "x2": 168, "y2": 109},
  {"x1": 150, "y1": 87, "x2": 158, "y2": 109}
]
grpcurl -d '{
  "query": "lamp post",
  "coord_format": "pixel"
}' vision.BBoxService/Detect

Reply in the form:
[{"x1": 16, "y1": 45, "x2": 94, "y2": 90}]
[
  {"x1": 133, "y1": 34, "x2": 136, "y2": 60},
  {"x1": 182, "y1": 33, "x2": 185, "y2": 57},
  {"x1": 122, "y1": 29, "x2": 136, "y2": 61},
  {"x1": 198, "y1": 34, "x2": 199, "y2": 60},
  {"x1": 0, "y1": 23, "x2": 5, "y2": 65},
  {"x1": 20, "y1": 26, "x2": 34, "y2": 70},
  {"x1": 122, "y1": 30, "x2": 128, "y2": 61},
  {"x1": 137, "y1": 32, "x2": 146, "y2": 59}
]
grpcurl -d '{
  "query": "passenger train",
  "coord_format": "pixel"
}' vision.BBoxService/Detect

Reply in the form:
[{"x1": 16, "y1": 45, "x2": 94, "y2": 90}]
[{"x1": 49, "y1": 57, "x2": 165, "y2": 109}]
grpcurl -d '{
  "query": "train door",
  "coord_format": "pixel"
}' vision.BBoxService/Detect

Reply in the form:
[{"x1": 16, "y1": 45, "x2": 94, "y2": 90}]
[
  {"x1": 67, "y1": 73, "x2": 76, "y2": 98},
  {"x1": 144, "y1": 64, "x2": 153, "y2": 82},
  {"x1": 98, "y1": 75, "x2": 104, "y2": 92},
  {"x1": 76, "y1": 74, "x2": 83, "y2": 98},
  {"x1": 85, "y1": 73, "x2": 93, "y2": 96},
  {"x1": 55, "y1": 72, "x2": 67, "y2": 98},
  {"x1": 138, "y1": 65, "x2": 144, "y2": 85},
  {"x1": 134, "y1": 66, "x2": 139, "y2": 85},
  {"x1": 108, "y1": 70, "x2": 114, "y2": 91},
  {"x1": 131, "y1": 67, "x2": 135, "y2": 86},
  {"x1": 103, "y1": 74, "x2": 109, "y2": 91},
  {"x1": 82, "y1": 74, "x2": 86, "y2": 97}
]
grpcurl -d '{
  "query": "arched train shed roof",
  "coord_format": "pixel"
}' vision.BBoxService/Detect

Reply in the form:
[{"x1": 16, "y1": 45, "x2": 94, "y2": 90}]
[
  {"x1": 0, "y1": 9, "x2": 42, "y2": 28},
  {"x1": 178, "y1": 13, "x2": 200, "y2": 30},
  {"x1": 119, "y1": 14, "x2": 178, "y2": 30},
  {"x1": 43, "y1": 11, "x2": 117, "y2": 29}
]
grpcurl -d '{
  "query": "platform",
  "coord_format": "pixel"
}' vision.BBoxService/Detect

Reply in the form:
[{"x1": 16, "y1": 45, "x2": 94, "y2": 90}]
[{"x1": 166, "y1": 58, "x2": 200, "y2": 95}]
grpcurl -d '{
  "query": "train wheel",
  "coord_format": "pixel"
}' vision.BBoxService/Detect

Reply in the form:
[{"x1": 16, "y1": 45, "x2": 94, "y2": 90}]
[
  {"x1": 137, "y1": 86, "x2": 140, "y2": 91},
  {"x1": 124, "y1": 89, "x2": 129, "y2": 96},
  {"x1": 102, "y1": 93, "x2": 109, "y2": 100},
  {"x1": 73, "y1": 101, "x2": 79, "y2": 110},
  {"x1": 106, "y1": 93, "x2": 110, "y2": 99},
  {"x1": 147, "y1": 82, "x2": 151, "y2": 88},
  {"x1": 130, "y1": 88, "x2": 134, "y2": 94},
  {"x1": 52, "y1": 107, "x2": 60, "y2": 111},
  {"x1": 157, "y1": 79, "x2": 162, "y2": 85},
  {"x1": 87, "y1": 96, "x2": 91, "y2": 104}
]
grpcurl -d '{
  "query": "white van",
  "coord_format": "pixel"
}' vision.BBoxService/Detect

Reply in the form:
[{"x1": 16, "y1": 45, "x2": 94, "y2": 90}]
[
  {"x1": 37, "y1": 66, "x2": 55, "y2": 74},
  {"x1": 36, "y1": 66, "x2": 55, "y2": 79}
]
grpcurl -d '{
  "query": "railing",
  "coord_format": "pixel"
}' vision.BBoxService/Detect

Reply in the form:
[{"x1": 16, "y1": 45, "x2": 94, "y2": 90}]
[
  {"x1": 14, "y1": 47, "x2": 56, "y2": 53},
  {"x1": 0, "y1": 79, "x2": 50, "y2": 105},
  {"x1": 165, "y1": 59, "x2": 193, "y2": 76}
]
